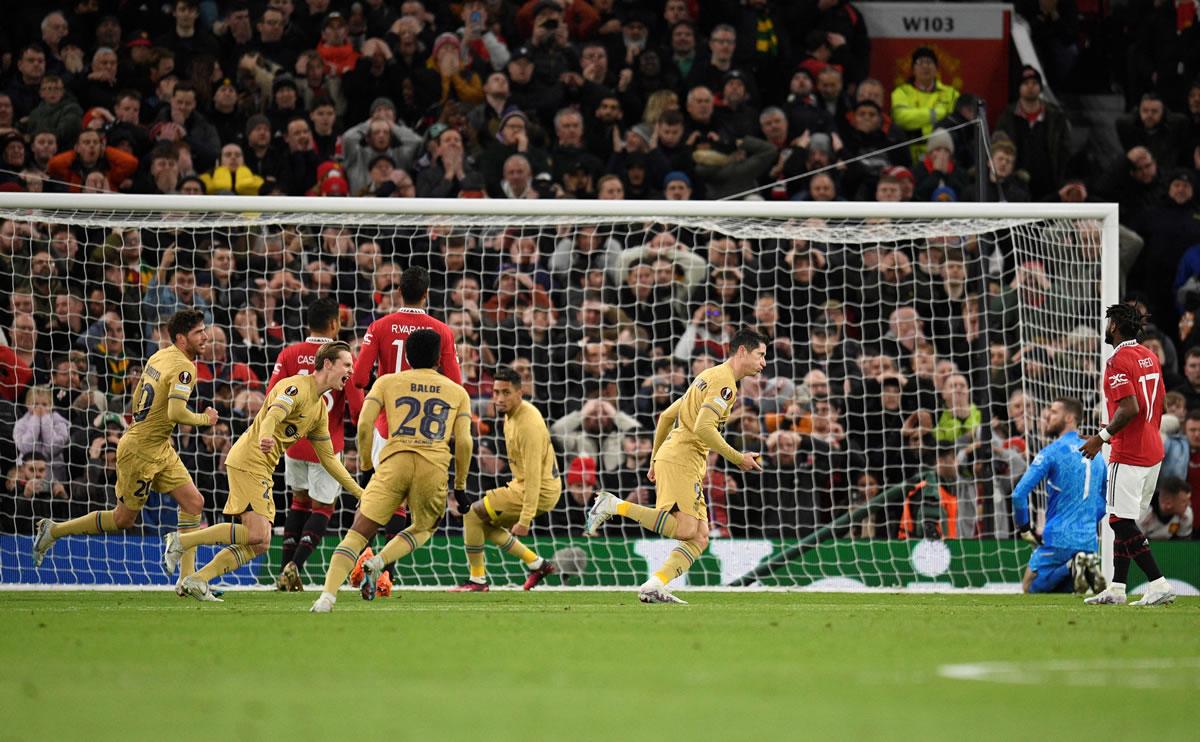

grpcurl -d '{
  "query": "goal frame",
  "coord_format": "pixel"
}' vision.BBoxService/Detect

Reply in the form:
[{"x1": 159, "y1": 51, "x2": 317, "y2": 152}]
[{"x1": 0, "y1": 194, "x2": 1120, "y2": 588}]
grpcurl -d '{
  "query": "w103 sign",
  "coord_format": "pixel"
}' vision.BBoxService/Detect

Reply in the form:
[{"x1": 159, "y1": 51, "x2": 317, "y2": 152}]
[{"x1": 858, "y1": 2, "x2": 1012, "y2": 125}]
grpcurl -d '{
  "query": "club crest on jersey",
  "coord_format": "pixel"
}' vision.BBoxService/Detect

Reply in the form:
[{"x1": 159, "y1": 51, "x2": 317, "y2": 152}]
[
  {"x1": 178, "y1": 371, "x2": 192, "y2": 384},
  {"x1": 720, "y1": 387, "x2": 734, "y2": 401},
  {"x1": 285, "y1": 385, "x2": 299, "y2": 396},
  {"x1": 284, "y1": 424, "x2": 298, "y2": 438}
]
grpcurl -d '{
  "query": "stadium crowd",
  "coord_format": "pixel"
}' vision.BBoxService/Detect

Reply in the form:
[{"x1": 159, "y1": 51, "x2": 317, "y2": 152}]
[{"x1": 0, "y1": 0, "x2": 1198, "y2": 544}]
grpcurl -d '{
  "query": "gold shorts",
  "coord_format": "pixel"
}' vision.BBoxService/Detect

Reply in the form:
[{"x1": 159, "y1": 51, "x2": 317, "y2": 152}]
[
  {"x1": 224, "y1": 466, "x2": 276, "y2": 522},
  {"x1": 482, "y1": 480, "x2": 563, "y2": 527},
  {"x1": 359, "y1": 452, "x2": 447, "y2": 531},
  {"x1": 115, "y1": 445, "x2": 192, "y2": 512},
  {"x1": 654, "y1": 459, "x2": 707, "y2": 521}
]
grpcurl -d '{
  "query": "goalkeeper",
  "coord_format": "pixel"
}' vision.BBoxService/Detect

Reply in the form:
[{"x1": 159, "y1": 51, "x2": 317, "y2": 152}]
[{"x1": 1011, "y1": 397, "x2": 1107, "y2": 594}]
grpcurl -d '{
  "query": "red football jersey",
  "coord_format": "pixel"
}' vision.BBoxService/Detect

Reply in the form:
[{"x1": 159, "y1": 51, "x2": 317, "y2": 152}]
[
  {"x1": 354, "y1": 307, "x2": 462, "y2": 437},
  {"x1": 1103, "y1": 340, "x2": 1165, "y2": 466},
  {"x1": 267, "y1": 336, "x2": 364, "y2": 462}
]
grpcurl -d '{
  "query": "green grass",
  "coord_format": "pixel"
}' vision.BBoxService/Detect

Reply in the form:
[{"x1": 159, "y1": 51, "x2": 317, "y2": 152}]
[{"x1": 1, "y1": 591, "x2": 1197, "y2": 742}]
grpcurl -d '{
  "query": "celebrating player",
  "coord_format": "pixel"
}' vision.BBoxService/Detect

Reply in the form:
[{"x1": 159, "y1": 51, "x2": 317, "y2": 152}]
[
  {"x1": 1011, "y1": 397, "x2": 1107, "y2": 594},
  {"x1": 32, "y1": 309, "x2": 218, "y2": 582},
  {"x1": 1079, "y1": 304, "x2": 1175, "y2": 606},
  {"x1": 167, "y1": 341, "x2": 365, "y2": 602},
  {"x1": 449, "y1": 365, "x2": 561, "y2": 592},
  {"x1": 351, "y1": 265, "x2": 462, "y2": 590},
  {"x1": 268, "y1": 298, "x2": 363, "y2": 592},
  {"x1": 585, "y1": 328, "x2": 767, "y2": 604},
  {"x1": 312, "y1": 330, "x2": 472, "y2": 612}
]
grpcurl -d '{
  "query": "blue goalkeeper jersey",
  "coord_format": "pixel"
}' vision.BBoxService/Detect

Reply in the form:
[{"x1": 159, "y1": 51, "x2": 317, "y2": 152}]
[{"x1": 1011, "y1": 430, "x2": 1107, "y2": 552}]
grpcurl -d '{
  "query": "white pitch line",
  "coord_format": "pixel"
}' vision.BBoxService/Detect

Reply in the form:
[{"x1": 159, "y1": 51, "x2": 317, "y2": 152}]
[{"x1": 938, "y1": 657, "x2": 1200, "y2": 688}]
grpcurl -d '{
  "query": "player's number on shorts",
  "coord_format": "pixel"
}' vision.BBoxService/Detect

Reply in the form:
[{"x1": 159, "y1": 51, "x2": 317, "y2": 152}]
[
  {"x1": 1137, "y1": 372, "x2": 1160, "y2": 422},
  {"x1": 132, "y1": 383, "x2": 155, "y2": 422},
  {"x1": 392, "y1": 396, "x2": 452, "y2": 440}
]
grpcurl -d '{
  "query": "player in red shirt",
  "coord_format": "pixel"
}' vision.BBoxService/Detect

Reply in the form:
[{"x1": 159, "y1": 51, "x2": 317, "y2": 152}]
[
  {"x1": 268, "y1": 298, "x2": 364, "y2": 592},
  {"x1": 1080, "y1": 303, "x2": 1175, "y2": 606},
  {"x1": 350, "y1": 266, "x2": 462, "y2": 593}
]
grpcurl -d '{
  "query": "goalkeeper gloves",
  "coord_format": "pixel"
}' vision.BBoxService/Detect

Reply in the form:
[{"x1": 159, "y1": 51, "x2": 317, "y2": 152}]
[
  {"x1": 453, "y1": 489, "x2": 473, "y2": 514},
  {"x1": 1016, "y1": 524, "x2": 1042, "y2": 546}
]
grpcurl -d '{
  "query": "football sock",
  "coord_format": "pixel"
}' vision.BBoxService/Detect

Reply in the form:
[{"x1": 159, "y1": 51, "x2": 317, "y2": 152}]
[
  {"x1": 1029, "y1": 563, "x2": 1071, "y2": 593},
  {"x1": 50, "y1": 510, "x2": 119, "y2": 539},
  {"x1": 1132, "y1": 551, "x2": 1164, "y2": 582},
  {"x1": 487, "y1": 527, "x2": 538, "y2": 565},
  {"x1": 292, "y1": 505, "x2": 332, "y2": 569},
  {"x1": 193, "y1": 544, "x2": 256, "y2": 582},
  {"x1": 616, "y1": 501, "x2": 678, "y2": 538},
  {"x1": 377, "y1": 528, "x2": 432, "y2": 565},
  {"x1": 179, "y1": 523, "x2": 249, "y2": 549},
  {"x1": 383, "y1": 512, "x2": 409, "y2": 580},
  {"x1": 1110, "y1": 582, "x2": 1126, "y2": 594},
  {"x1": 464, "y1": 509, "x2": 487, "y2": 582},
  {"x1": 653, "y1": 540, "x2": 704, "y2": 584},
  {"x1": 322, "y1": 530, "x2": 369, "y2": 595},
  {"x1": 177, "y1": 510, "x2": 203, "y2": 579},
  {"x1": 281, "y1": 500, "x2": 311, "y2": 567}
]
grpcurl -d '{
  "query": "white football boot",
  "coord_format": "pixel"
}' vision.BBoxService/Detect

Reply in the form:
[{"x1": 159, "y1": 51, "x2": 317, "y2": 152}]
[
  {"x1": 163, "y1": 532, "x2": 183, "y2": 575},
  {"x1": 637, "y1": 576, "x2": 688, "y2": 605},
  {"x1": 1131, "y1": 580, "x2": 1176, "y2": 607},
  {"x1": 32, "y1": 518, "x2": 56, "y2": 567},
  {"x1": 179, "y1": 576, "x2": 224, "y2": 603},
  {"x1": 584, "y1": 490, "x2": 620, "y2": 536},
  {"x1": 1084, "y1": 585, "x2": 1127, "y2": 605},
  {"x1": 310, "y1": 592, "x2": 336, "y2": 613}
]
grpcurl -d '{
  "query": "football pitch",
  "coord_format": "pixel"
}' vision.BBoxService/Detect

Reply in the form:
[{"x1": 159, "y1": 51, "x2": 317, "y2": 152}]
[{"x1": 1, "y1": 591, "x2": 1196, "y2": 742}]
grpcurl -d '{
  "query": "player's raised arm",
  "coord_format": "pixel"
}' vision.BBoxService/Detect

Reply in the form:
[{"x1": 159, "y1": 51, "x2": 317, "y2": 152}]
[{"x1": 357, "y1": 391, "x2": 384, "y2": 472}]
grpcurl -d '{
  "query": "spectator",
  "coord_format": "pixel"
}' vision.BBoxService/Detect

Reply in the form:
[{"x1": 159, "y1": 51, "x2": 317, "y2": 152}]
[
  {"x1": 550, "y1": 397, "x2": 641, "y2": 472},
  {"x1": 1138, "y1": 476, "x2": 1194, "y2": 540},
  {"x1": 891, "y1": 47, "x2": 960, "y2": 159},
  {"x1": 25, "y1": 75, "x2": 82, "y2": 149},
  {"x1": 1116, "y1": 92, "x2": 1191, "y2": 171},
  {"x1": 14, "y1": 385, "x2": 71, "y2": 482},
  {"x1": 913, "y1": 128, "x2": 969, "y2": 201},
  {"x1": 963, "y1": 138, "x2": 1031, "y2": 202},
  {"x1": 200, "y1": 142, "x2": 264, "y2": 195},
  {"x1": 416, "y1": 125, "x2": 477, "y2": 197},
  {"x1": 315, "y1": 11, "x2": 359, "y2": 75},
  {"x1": 6, "y1": 46, "x2": 47, "y2": 119},
  {"x1": 1098, "y1": 145, "x2": 1166, "y2": 228}
]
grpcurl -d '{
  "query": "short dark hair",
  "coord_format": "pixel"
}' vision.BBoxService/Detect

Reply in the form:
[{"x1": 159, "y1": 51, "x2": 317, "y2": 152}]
[
  {"x1": 1054, "y1": 396, "x2": 1084, "y2": 424},
  {"x1": 167, "y1": 308, "x2": 205, "y2": 340},
  {"x1": 315, "y1": 340, "x2": 351, "y2": 371},
  {"x1": 1186, "y1": 347, "x2": 1200, "y2": 362},
  {"x1": 730, "y1": 327, "x2": 767, "y2": 355},
  {"x1": 399, "y1": 266, "x2": 430, "y2": 304},
  {"x1": 1105, "y1": 303, "x2": 1142, "y2": 340},
  {"x1": 493, "y1": 365, "x2": 522, "y2": 386},
  {"x1": 405, "y1": 329, "x2": 441, "y2": 369},
  {"x1": 659, "y1": 109, "x2": 684, "y2": 127},
  {"x1": 172, "y1": 80, "x2": 196, "y2": 97},
  {"x1": 308, "y1": 296, "x2": 340, "y2": 333},
  {"x1": 1158, "y1": 475, "x2": 1189, "y2": 497},
  {"x1": 1186, "y1": 409, "x2": 1200, "y2": 423}
]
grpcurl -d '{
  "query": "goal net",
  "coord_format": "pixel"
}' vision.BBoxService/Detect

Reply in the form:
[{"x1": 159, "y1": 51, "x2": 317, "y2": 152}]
[{"x1": 0, "y1": 195, "x2": 1117, "y2": 590}]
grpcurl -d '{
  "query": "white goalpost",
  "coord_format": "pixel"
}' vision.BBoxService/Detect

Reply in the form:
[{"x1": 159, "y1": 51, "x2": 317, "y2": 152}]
[{"x1": 0, "y1": 194, "x2": 1119, "y2": 591}]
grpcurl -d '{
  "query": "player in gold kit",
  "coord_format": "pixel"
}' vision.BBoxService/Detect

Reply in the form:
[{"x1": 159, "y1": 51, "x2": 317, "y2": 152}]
[
  {"x1": 166, "y1": 341, "x2": 364, "y2": 602},
  {"x1": 32, "y1": 310, "x2": 218, "y2": 584},
  {"x1": 449, "y1": 365, "x2": 561, "y2": 592},
  {"x1": 585, "y1": 329, "x2": 767, "y2": 604},
  {"x1": 311, "y1": 329, "x2": 472, "y2": 612}
]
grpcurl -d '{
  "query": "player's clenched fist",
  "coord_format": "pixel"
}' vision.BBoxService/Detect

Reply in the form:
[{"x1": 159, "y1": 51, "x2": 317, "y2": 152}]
[
  {"x1": 203, "y1": 407, "x2": 219, "y2": 426},
  {"x1": 259, "y1": 436, "x2": 274, "y2": 453},
  {"x1": 738, "y1": 452, "x2": 762, "y2": 472}
]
